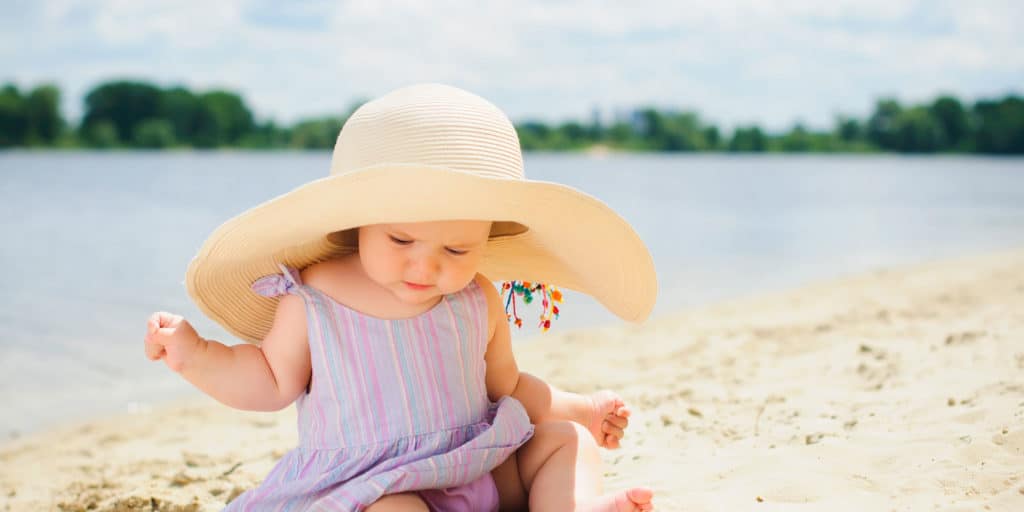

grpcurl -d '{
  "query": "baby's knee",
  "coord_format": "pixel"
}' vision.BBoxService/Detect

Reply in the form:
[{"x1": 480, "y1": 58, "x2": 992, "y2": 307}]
[{"x1": 532, "y1": 420, "x2": 594, "y2": 448}]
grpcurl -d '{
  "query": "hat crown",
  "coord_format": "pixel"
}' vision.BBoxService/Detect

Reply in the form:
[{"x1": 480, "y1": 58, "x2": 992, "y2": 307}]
[{"x1": 330, "y1": 84, "x2": 524, "y2": 180}]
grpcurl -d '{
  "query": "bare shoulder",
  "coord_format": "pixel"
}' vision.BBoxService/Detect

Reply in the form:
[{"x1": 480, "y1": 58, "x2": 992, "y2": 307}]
[
  {"x1": 269, "y1": 292, "x2": 307, "y2": 337},
  {"x1": 300, "y1": 255, "x2": 358, "y2": 291},
  {"x1": 473, "y1": 274, "x2": 502, "y2": 339},
  {"x1": 473, "y1": 273, "x2": 501, "y2": 306}
]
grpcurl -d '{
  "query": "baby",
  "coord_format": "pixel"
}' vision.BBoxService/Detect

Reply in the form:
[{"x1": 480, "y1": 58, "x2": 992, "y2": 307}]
[{"x1": 145, "y1": 84, "x2": 657, "y2": 511}]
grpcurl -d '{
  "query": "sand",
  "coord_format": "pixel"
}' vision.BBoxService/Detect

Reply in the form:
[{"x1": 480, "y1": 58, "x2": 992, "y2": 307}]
[{"x1": 2, "y1": 249, "x2": 1022, "y2": 511}]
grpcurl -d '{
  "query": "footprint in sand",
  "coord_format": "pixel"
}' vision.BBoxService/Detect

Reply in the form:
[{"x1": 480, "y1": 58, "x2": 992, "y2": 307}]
[
  {"x1": 854, "y1": 344, "x2": 900, "y2": 390},
  {"x1": 170, "y1": 470, "x2": 202, "y2": 487},
  {"x1": 944, "y1": 330, "x2": 986, "y2": 345},
  {"x1": 992, "y1": 428, "x2": 1024, "y2": 455}
]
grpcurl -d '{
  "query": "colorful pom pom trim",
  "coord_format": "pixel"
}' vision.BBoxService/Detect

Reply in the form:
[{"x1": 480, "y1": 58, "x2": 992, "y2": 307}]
[{"x1": 500, "y1": 281, "x2": 563, "y2": 331}]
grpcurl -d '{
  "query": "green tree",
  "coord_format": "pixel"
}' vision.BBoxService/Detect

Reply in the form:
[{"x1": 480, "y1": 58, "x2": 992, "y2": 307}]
[
  {"x1": 158, "y1": 87, "x2": 202, "y2": 144},
  {"x1": 867, "y1": 98, "x2": 903, "y2": 150},
  {"x1": 239, "y1": 120, "x2": 291, "y2": 149},
  {"x1": 192, "y1": 91, "x2": 255, "y2": 147},
  {"x1": 133, "y1": 119, "x2": 177, "y2": 148},
  {"x1": 929, "y1": 95, "x2": 968, "y2": 150},
  {"x1": 702, "y1": 126, "x2": 721, "y2": 150},
  {"x1": 0, "y1": 84, "x2": 27, "y2": 147},
  {"x1": 605, "y1": 121, "x2": 639, "y2": 148},
  {"x1": 87, "y1": 120, "x2": 120, "y2": 148},
  {"x1": 779, "y1": 123, "x2": 812, "y2": 152},
  {"x1": 893, "y1": 107, "x2": 944, "y2": 152},
  {"x1": 290, "y1": 117, "x2": 345, "y2": 149},
  {"x1": 24, "y1": 84, "x2": 62, "y2": 145},
  {"x1": 81, "y1": 81, "x2": 162, "y2": 145},
  {"x1": 971, "y1": 96, "x2": 1024, "y2": 154},
  {"x1": 728, "y1": 126, "x2": 766, "y2": 151},
  {"x1": 586, "y1": 112, "x2": 604, "y2": 141},
  {"x1": 835, "y1": 116, "x2": 862, "y2": 143},
  {"x1": 516, "y1": 122, "x2": 552, "y2": 150},
  {"x1": 556, "y1": 121, "x2": 589, "y2": 148},
  {"x1": 636, "y1": 109, "x2": 712, "y2": 151},
  {"x1": 670, "y1": 112, "x2": 709, "y2": 151}
]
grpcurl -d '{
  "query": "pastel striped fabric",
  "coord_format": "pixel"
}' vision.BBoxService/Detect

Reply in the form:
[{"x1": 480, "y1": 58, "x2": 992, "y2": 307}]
[{"x1": 226, "y1": 265, "x2": 534, "y2": 511}]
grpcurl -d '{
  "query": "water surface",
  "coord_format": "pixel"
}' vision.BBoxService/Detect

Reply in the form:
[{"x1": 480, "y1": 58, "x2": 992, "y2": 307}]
[{"x1": 1, "y1": 151, "x2": 1022, "y2": 436}]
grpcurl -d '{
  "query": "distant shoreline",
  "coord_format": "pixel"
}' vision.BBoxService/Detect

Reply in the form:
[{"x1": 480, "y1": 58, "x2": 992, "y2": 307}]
[
  {"x1": 4, "y1": 81, "x2": 1022, "y2": 154},
  {"x1": 5, "y1": 146, "x2": 1024, "y2": 157}
]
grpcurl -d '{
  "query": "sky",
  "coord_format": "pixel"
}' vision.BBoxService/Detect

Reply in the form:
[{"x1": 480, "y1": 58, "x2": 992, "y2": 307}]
[{"x1": 3, "y1": 0, "x2": 1022, "y2": 131}]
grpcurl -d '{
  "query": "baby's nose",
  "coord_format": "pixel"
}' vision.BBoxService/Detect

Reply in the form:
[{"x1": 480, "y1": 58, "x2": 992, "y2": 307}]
[{"x1": 408, "y1": 256, "x2": 440, "y2": 281}]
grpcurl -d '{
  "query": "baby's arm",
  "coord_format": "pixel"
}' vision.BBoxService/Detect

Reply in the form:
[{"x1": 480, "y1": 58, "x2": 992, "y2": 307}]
[
  {"x1": 144, "y1": 295, "x2": 311, "y2": 411},
  {"x1": 477, "y1": 275, "x2": 631, "y2": 449}
]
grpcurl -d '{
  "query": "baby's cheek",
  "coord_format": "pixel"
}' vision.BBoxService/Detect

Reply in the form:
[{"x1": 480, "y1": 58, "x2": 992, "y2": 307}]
[{"x1": 447, "y1": 266, "x2": 480, "y2": 292}]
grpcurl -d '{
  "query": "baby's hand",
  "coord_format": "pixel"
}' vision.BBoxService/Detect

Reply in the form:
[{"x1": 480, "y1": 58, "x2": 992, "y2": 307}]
[
  {"x1": 144, "y1": 312, "x2": 203, "y2": 373},
  {"x1": 586, "y1": 390, "x2": 631, "y2": 450}
]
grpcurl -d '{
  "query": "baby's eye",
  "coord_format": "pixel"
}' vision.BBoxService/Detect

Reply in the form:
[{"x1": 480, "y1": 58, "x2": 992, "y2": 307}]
[
  {"x1": 445, "y1": 247, "x2": 468, "y2": 256},
  {"x1": 389, "y1": 236, "x2": 412, "y2": 245}
]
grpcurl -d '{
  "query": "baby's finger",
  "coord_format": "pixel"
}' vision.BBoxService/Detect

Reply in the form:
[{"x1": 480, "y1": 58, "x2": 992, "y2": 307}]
[
  {"x1": 144, "y1": 338, "x2": 165, "y2": 360},
  {"x1": 147, "y1": 313, "x2": 162, "y2": 334},
  {"x1": 606, "y1": 413, "x2": 629, "y2": 430},
  {"x1": 602, "y1": 418, "x2": 624, "y2": 439},
  {"x1": 604, "y1": 433, "x2": 621, "y2": 449},
  {"x1": 153, "y1": 311, "x2": 182, "y2": 329},
  {"x1": 615, "y1": 405, "x2": 631, "y2": 418}
]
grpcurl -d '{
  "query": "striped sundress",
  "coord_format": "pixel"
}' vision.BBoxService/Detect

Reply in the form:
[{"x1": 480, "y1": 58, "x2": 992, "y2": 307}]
[{"x1": 225, "y1": 265, "x2": 534, "y2": 511}]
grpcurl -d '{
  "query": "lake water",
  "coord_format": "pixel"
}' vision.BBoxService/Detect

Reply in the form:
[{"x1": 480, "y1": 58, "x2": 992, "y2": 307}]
[{"x1": 1, "y1": 151, "x2": 1022, "y2": 438}]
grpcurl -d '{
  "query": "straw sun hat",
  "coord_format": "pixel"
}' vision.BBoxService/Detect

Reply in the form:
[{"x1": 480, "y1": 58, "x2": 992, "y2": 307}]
[{"x1": 186, "y1": 83, "x2": 656, "y2": 343}]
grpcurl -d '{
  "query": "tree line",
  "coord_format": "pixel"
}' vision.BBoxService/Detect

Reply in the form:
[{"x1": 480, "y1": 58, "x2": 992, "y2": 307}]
[{"x1": 1, "y1": 80, "x2": 1021, "y2": 154}]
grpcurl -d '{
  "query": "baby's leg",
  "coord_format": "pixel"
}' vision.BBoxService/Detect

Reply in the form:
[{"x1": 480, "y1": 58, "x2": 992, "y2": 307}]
[
  {"x1": 364, "y1": 492, "x2": 429, "y2": 511},
  {"x1": 492, "y1": 420, "x2": 654, "y2": 511}
]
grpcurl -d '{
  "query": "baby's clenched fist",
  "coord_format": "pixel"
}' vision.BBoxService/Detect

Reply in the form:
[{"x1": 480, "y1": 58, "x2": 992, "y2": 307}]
[
  {"x1": 144, "y1": 312, "x2": 203, "y2": 373},
  {"x1": 587, "y1": 390, "x2": 632, "y2": 450}
]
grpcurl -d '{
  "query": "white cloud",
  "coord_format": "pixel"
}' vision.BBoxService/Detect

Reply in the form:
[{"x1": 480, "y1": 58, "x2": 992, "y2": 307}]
[{"x1": 3, "y1": 0, "x2": 1022, "y2": 131}]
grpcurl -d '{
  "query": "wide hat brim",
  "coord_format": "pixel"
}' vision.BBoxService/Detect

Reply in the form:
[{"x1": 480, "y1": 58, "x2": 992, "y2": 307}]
[{"x1": 186, "y1": 164, "x2": 657, "y2": 343}]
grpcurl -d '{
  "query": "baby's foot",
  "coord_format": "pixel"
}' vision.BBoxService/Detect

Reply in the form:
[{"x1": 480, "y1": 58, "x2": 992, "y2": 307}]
[{"x1": 577, "y1": 487, "x2": 654, "y2": 512}]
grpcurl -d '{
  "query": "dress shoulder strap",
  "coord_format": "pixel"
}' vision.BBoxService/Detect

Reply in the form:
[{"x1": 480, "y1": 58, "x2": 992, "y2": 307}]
[{"x1": 251, "y1": 264, "x2": 303, "y2": 298}]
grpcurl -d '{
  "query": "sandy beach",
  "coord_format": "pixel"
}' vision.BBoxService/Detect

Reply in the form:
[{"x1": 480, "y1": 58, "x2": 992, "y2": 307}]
[{"x1": 2, "y1": 249, "x2": 1022, "y2": 511}]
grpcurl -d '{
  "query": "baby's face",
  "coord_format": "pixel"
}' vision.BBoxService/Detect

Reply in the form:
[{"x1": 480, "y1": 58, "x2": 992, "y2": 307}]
[{"x1": 358, "y1": 220, "x2": 492, "y2": 307}]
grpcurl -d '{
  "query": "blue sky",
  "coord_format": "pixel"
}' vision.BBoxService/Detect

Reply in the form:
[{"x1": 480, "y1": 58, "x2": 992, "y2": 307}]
[{"x1": 3, "y1": 0, "x2": 1022, "y2": 130}]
